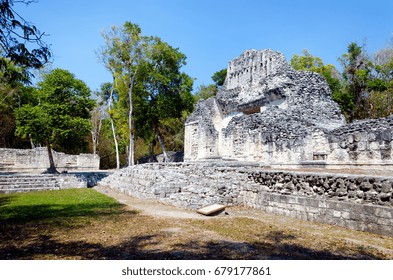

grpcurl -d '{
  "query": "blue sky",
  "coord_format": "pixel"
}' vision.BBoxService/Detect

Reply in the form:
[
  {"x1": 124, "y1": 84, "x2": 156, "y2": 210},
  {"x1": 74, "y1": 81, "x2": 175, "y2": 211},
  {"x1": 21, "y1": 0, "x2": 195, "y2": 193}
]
[{"x1": 18, "y1": 0, "x2": 393, "y2": 92}]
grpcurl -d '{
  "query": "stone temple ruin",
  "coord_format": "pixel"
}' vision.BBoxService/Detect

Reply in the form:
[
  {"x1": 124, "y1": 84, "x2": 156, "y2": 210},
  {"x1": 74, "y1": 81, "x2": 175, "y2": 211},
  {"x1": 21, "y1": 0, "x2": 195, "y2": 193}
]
[{"x1": 185, "y1": 49, "x2": 393, "y2": 169}]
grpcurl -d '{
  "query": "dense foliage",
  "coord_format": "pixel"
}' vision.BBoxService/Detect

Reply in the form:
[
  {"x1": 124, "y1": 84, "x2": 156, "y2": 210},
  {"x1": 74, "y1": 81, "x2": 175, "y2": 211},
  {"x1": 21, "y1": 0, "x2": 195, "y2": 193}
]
[
  {"x1": 15, "y1": 69, "x2": 94, "y2": 172},
  {"x1": 98, "y1": 21, "x2": 194, "y2": 167}
]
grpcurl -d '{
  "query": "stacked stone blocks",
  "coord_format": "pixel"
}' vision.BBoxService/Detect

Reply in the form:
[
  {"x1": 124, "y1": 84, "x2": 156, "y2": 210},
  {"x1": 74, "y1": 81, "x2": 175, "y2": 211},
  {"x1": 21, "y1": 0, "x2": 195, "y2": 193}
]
[{"x1": 99, "y1": 163, "x2": 393, "y2": 237}]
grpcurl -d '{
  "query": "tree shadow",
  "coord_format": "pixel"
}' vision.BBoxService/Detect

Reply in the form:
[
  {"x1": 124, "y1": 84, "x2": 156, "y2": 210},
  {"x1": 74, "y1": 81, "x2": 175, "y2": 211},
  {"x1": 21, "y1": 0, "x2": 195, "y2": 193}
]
[
  {"x1": 0, "y1": 196, "x2": 12, "y2": 207},
  {"x1": 0, "y1": 230, "x2": 383, "y2": 260},
  {"x1": 0, "y1": 202, "x2": 127, "y2": 224}
]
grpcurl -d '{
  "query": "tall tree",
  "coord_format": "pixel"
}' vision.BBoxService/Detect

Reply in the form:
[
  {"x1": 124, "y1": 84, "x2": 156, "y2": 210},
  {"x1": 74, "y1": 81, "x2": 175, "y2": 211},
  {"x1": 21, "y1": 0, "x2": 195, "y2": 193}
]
[
  {"x1": 96, "y1": 82, "x2": 121, "y2": 169},
  {"x1": 0, "y1": 0, "x2": 50, "y2": 70},
  {"x1": 366, "y1": 47, "x2": 393, "y2": 118},
  {"x1": 136, "y1": 38, "x2": 193, "y2": 161},
  {"x1": 0, "y1": 57, "x2": 32, "y2": 147},
  {"x1": 339, "y1": 42, "x2": 372, "y2": 121},
  {"x1": 99, "y1": 22, "x2": 146, "y2": 166},
  {"x1": 15, "y1": 68, "x2": 94, "y2": 173},
  {"x1": 290, "y1": 50, "x2": 342, "y2": 95}
]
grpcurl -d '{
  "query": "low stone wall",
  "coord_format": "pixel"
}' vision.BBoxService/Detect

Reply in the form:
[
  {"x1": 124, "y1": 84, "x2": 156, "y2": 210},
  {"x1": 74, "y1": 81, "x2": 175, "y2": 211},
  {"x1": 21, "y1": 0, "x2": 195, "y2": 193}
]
[
  {"x1": 99, "y1": 163, "x2": 393, "y2": 237},
  {"x1": 244, "y1": 170, "x2": 393, "y2": 237},
  {"x1": 0, "y1": 148, "x2": 100, "y2": 171}
]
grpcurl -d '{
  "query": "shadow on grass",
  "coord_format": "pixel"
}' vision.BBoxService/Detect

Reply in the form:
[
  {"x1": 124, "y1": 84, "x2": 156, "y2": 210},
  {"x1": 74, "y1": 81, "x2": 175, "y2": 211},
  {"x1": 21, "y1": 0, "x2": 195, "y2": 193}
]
[
  {"x1": 0, "y1": 202, "x2": 125, "y2": 223},
  {"x1": 0, "y1": 230, "x2": 382, "y2": 260},
  {"x1": 0, "y1": 196, "x2": 12, "y2": 207}
]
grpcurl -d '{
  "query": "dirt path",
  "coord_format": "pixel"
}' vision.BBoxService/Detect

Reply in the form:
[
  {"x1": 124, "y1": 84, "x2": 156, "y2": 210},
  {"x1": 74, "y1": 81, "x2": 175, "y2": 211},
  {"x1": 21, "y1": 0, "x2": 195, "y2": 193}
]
[{"x1": 94, "y1": 185, "x2": 208, "y2": 219}]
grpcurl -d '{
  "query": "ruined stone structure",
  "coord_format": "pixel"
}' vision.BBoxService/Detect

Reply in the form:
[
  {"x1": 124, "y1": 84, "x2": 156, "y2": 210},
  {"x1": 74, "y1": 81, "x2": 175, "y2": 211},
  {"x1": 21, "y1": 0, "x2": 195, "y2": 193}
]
[
  {"x1": 98, "y1": 162, "x2": 393, "y2": 236},
  {"x1": 0, "y1": 148, "x2": 100, "y2": 171},
  {"x1": 185, "y1": 49, "x2": 393, "y2": 170}
]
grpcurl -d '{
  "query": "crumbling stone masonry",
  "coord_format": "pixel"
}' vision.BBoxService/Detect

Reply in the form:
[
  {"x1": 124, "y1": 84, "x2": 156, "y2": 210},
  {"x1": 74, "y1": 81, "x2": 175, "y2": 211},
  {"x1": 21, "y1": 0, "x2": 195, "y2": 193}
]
[
  {"x1": 98, "y1": 163, "x2": 393, "y2": 237},
  {"x1": 185, "y1": 49, "x2": 393, "y2": 170}
]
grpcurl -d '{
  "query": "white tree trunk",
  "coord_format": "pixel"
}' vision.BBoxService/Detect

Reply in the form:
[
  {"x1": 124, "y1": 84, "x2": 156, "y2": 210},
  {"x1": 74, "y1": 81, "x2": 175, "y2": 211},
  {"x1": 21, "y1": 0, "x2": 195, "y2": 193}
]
[
  {"x1": 109, "y1": 77, "x2": 120, "y2": 169},
  {"x1": 156, "y1": 128, "x2": 169, "y2": 162},
  {"x1": 128, "y1": 72, "x2": 137, "y2": 166},
  {"x1": 110, "y1": 117, "x2": 120, "y2": 169}
]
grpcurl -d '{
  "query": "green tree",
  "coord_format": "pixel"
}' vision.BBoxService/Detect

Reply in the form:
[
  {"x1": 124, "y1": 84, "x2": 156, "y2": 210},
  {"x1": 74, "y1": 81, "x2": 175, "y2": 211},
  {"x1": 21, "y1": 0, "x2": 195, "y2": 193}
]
[
  {"x1": 136, "y1": 37, "x2": 193, "y2": 161},
  {"x1": 366, "y1": 47, "x2": 393, "y2": 118},
  {"x1": 99, "y1": 21, "x2": 147, "y2": 166},
  {"x1": 339, "y1": 42, "x2": 372, "y2": 121},
  {"x1": 15, "y1": 68, "x2": 94, "y2": 173},
  {"x1": 193, "y1": 84, "x2": 217, "y2": 101},
  {"x1": 95, "y1": 82, "x2": 122, "y2": 169},
  {"x1": 0, "y1": 57, "x2": 33, "y2": 147},
  {"x1": 0, "y1": 0, "x2": 50, "y2": 70},
  {"x1": 211, "y1": 68, "x2": 227, "y2": 87}
]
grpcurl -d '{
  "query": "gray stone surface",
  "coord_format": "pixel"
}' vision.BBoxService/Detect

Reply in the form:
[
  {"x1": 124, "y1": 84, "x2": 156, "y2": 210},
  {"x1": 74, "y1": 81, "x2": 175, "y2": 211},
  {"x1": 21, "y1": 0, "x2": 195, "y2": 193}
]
[{"x1": 99, "y1": 162, "x2": 393, "y2": 237}]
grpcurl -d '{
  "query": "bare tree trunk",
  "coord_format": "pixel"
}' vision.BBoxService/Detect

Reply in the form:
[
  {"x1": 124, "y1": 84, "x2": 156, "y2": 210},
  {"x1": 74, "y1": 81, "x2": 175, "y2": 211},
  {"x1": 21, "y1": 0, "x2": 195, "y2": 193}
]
[
  {"x1": 46, "y1": 141, "x2": 58, "y2": 174},
  {"x1": 110, "y1": 115, "x2": 120, "y2": 169},
  {"x1": 155, "y1": 126, "x2": 168, "y2": 162},
  {"x1": 109, "y1": 77, "x2": 120, "y2": 169},
  {"x1": 91, "y1": 131, "x2": 97, "y2": 155},
  {"x1": 29, "y1": 134, "x2": 35, "y2": 149},
  {"x1": 128, "y1": 71, "x2": 137, "y2": 166},
  {"x1": 91, "y1": 109, "x2": 102, "y2": 155}
]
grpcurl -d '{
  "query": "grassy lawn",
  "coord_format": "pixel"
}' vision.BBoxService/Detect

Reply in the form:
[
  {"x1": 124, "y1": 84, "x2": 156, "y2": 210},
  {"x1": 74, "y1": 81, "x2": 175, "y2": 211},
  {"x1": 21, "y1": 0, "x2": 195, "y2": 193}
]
[{"x1": 1, "y1": 188, "x2": 393, "y2": 260}]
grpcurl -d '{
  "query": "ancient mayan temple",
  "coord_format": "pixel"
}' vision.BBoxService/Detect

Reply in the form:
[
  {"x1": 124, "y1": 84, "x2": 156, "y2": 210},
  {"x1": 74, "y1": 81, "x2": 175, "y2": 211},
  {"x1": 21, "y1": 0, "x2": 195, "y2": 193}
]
[{"x1": 185, "y1": 49, "x2": 393, "y2": 169}]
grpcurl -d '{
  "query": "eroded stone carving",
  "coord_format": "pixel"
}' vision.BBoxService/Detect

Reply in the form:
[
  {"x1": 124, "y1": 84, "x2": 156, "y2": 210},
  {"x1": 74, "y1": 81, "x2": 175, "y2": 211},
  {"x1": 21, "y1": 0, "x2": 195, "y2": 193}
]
[{"x1": 185, "y1": 49, "x2": 393, "y2": 168}]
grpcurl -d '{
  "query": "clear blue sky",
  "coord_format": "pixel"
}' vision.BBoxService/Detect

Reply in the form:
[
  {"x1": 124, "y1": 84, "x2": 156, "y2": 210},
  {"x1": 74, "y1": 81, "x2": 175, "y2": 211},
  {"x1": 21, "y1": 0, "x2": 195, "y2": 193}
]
[{"x1": 18, "y1": 0, "x2": 393, "y2": 92}]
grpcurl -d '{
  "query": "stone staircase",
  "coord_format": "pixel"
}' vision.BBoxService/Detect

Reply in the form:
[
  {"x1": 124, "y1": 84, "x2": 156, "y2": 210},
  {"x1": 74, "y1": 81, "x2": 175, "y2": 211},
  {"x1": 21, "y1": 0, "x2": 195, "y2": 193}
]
[
  {"x1": 0, "y1": 174, "x2": 59, "y2": 193},
  {"x1": 0, "y1": 174, "x2": 87, "y2": 194}
]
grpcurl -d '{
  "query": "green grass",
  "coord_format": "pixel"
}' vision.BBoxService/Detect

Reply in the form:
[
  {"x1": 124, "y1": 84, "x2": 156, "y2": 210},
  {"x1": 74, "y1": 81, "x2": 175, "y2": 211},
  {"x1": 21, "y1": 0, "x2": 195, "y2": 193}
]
[{"x1": 0, "y1": 189, "x2": 124, "y2": 223}]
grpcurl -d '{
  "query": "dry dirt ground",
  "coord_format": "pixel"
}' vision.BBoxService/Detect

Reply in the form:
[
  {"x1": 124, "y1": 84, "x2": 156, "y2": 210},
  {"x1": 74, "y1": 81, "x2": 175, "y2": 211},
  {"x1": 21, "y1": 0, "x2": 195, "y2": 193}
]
[{"x1": 90, "y1": 185, "x2": 393, "y2": 260}]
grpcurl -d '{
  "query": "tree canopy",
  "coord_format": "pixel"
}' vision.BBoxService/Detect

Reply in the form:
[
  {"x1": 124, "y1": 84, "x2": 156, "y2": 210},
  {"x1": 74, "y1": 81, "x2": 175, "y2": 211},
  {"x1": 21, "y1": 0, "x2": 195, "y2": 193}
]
[
  {"x1": 15, "y1": 68, "x2": 94, "y2": 172},
  {"x1": 98, "y1": 21, "x2": 194, "y2": 165},
  {"x1": 0, "y1": 0, "x2": 50, "y2": 71}
]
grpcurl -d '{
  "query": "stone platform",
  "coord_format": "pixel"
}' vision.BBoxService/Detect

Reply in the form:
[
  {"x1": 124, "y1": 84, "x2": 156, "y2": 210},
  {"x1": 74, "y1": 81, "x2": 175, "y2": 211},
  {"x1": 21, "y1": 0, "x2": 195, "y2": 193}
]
[{"x1": 98, "y1": 162, "x2": 393, "y2": 237}]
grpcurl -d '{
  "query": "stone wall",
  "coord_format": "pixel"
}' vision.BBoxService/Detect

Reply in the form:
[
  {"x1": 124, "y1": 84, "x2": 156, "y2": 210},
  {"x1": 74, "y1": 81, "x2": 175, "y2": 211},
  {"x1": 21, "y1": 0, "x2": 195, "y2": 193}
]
[
  {"x1": 99, "y1": 163, "x2": 393, "y2": 237},
  {"x1": 0, "y1": 148, "x2": 100, "y2": 171},
  {"x1": 243, "y1": 170, "x2": 393, "y2": 237}
]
